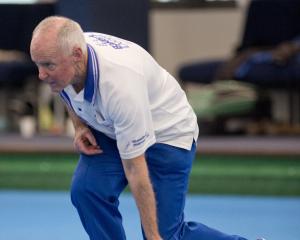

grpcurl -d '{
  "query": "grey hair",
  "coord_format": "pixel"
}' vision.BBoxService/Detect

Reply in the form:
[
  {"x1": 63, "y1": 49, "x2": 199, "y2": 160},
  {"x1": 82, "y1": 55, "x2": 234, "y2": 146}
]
[{"x1": 33, "y1": 16, "x2": 87, "y2": 55}]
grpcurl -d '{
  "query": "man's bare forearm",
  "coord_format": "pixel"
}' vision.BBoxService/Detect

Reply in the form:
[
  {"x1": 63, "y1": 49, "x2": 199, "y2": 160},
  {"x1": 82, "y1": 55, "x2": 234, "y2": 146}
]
[
  {"x1": 130, "y1": 171, "x2": 159, "y2": 239},
  {"x1": 122, "y1": 155, "x2": 161, "y2": 240},
  {"x1": 65, "y1": 105, "x2": 85, "y2": 130}
]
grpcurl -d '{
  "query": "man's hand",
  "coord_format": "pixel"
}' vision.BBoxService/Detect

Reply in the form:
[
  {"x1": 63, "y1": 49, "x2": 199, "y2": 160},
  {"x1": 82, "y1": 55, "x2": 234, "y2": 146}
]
[{"x1": 74, "y1": 126, "x2": 102, "y2": 155}]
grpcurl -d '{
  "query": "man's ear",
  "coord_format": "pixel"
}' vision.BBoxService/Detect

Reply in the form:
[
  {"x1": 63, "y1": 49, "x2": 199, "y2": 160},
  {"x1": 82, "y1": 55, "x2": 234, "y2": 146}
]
[{"x1": 72, "y1": 47, "x2": 83, "y2": 61}]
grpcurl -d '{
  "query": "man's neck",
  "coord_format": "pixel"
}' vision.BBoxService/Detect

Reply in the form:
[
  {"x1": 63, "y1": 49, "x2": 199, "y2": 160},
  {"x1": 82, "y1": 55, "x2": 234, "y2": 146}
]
[
  {"x1": 72, "y1": 81, "x2": 84, "y2": 93},
  {"x1": 72, "y1": 54, "x2": 87, "y2": 93}
]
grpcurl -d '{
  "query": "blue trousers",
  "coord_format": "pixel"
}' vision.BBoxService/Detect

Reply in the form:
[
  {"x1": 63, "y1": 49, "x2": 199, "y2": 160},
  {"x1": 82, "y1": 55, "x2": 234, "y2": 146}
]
[{"x1": 70, "y1": 130, "x2": 247, "y2": 240}]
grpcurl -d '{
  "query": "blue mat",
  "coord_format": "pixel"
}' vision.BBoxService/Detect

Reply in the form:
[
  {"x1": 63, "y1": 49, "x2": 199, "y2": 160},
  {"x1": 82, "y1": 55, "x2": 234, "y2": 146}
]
[{"x1": 0, "y1": 191, "x2": 299, "y2": 240}]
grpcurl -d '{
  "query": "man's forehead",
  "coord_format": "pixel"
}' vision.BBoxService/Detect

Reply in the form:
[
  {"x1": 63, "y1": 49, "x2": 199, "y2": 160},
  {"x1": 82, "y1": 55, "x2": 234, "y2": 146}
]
[
  {"x1": 31, "y1": 39, "x2": 60, "y2": 63},
  {"x1": 33, "y1": 29, "x2": 56, "y2": 42},
  {"x1": 31, "y1": 32, "x2": 57, "y2": 51}
]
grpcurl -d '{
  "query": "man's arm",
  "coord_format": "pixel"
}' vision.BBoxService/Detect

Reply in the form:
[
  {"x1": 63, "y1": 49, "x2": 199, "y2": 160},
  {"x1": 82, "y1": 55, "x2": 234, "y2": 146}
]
[
  {"x1": 66, "y1": 106, "x2": 102, "y2": 155},
  {"x1": 122, "y1": 154, "x2": 162, "y2": 240}
]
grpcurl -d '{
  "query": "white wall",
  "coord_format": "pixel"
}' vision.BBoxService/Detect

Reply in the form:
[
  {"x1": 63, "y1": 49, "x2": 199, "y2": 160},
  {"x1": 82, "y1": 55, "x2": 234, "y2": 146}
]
[
  {"x1": 149, "y1": 3, "x2": 299, "y2": 125},
  {"x1": 149, "y1": 5, "x2": 248, "y2": 78}
]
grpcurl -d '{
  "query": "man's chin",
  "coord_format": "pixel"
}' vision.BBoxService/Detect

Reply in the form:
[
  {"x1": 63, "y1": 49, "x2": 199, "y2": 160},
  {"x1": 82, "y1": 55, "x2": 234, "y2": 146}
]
[{"x1": 50, "y1": 85, "x2": 62, "y2": 93}]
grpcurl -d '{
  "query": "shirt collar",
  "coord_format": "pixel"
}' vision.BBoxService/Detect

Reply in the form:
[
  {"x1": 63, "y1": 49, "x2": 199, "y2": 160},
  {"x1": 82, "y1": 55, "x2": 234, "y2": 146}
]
[{"x1": 84, "y1": 44, "x2": 100, "y2": 105}]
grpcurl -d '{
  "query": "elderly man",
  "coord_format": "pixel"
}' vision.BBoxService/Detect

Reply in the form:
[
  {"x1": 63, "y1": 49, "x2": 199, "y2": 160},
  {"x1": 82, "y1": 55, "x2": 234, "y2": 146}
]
[{"x1": 30, "y1": 16, "x2": 251, "y2": 240}]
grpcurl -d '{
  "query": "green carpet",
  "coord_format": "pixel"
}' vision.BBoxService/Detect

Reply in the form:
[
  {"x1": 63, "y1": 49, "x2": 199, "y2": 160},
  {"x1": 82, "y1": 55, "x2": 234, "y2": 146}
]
[
  {"x1": 190, "y1": 154, "x2": 300, "y2": 195},
  {"x1": 0, "y1": 153, "x2": 299, "y2": 196}
]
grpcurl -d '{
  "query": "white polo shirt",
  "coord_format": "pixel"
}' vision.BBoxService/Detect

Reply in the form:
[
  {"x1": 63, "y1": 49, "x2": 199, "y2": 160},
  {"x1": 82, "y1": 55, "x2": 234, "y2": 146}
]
[{"x1": 60, "y1": 32, "x2": 198, "y2": 159}]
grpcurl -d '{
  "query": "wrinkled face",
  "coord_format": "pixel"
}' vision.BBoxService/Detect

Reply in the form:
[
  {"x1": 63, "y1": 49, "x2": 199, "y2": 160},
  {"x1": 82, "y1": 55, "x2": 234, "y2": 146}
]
[{"x1": 30, "y1": 35, "x2": 77, "y2": 93}]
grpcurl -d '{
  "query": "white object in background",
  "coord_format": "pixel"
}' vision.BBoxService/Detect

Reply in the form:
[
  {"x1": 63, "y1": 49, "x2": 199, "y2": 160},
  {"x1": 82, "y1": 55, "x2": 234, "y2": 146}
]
[
  {"x1": 19, "y1": 116, "x2": 36, "y2": 138},
  {"x1": 65, "y1": 118, "x2": 75, "y2": 138}
]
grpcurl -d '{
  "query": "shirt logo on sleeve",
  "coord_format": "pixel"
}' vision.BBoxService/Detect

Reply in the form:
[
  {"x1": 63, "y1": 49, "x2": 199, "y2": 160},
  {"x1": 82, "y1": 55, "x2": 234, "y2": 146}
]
[
  {"x1": 125, "y1": 132, "x2": 150, "y2": 151},
  {"x1": 132, "y1": 132, "x2": 150, "y2": 146}
]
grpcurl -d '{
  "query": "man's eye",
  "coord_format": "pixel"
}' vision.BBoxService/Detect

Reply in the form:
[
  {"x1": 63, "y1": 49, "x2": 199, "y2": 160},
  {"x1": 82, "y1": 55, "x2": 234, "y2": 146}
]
[{"x1": 45, "y1": 63, "x2": 56, "y2": 70}]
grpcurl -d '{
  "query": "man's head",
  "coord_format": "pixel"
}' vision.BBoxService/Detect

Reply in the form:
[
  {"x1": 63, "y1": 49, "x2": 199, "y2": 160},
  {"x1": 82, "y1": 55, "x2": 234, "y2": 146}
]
[{"x1": 30, "y1": 16, "x2": 87, "y2": 93}]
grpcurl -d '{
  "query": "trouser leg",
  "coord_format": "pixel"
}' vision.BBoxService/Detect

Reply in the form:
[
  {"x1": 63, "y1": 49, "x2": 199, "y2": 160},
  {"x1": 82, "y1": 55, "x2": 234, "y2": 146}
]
[
  {"x1": 70, "y1": 130, "x2": 128, "y2": 240},
  {"x1": 145, "y1": 142, "x2": 248, "y2": 240}
]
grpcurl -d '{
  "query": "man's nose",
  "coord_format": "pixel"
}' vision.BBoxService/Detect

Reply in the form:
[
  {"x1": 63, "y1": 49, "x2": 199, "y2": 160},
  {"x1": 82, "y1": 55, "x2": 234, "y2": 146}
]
[{"x1": 38, "y1": 68, "x2": 48, "y2": 81}]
